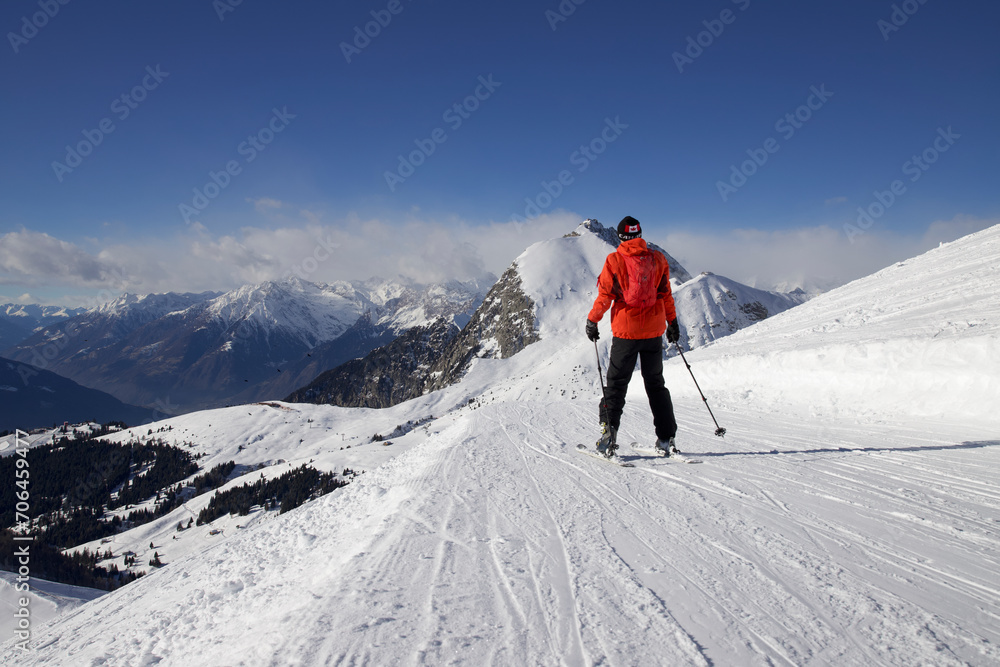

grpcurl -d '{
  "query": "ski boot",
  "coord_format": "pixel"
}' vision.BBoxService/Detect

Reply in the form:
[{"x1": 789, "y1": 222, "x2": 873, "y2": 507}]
[
  {"x1": 596, "y1": 423, "x2": 618, "y2": 458},
  {"x1": 654, "y1": 437, "x2": 679, "y2": 458}
]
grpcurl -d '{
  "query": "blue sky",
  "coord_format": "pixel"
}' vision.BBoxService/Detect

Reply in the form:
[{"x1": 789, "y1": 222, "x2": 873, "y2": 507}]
[{"x1": 1, "y1": 0, "x2": 998, "y2": 304}]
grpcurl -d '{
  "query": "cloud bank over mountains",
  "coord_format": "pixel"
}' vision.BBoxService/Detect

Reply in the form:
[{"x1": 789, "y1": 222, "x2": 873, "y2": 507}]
[{"x1": 2, "y1": 210, "x2": 994, "y2": 307}]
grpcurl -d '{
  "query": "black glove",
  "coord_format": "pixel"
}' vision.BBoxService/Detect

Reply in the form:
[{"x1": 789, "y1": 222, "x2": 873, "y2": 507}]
[
  {"x1": 666, "y1": 318, "x2": 680, "y2": 344},
  {"x1": 586, "y1": 320, "x2": 600, "y2": 342}
]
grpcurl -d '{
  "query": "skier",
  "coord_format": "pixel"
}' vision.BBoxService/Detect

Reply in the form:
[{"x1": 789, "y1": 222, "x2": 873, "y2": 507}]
[{"x1": 586, "y1": 216, "x2": 681, "y2": 458}]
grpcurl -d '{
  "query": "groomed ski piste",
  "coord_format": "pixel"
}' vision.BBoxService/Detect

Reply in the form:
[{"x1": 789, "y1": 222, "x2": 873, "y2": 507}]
[{"x1": 4, "y1": 221, "x2": 999, "y2": 666}]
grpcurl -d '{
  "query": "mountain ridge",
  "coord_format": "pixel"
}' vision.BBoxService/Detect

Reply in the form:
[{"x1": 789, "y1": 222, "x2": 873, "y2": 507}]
[{"x1": 3, "y1": 277, "x2": 489, "y2": 414}]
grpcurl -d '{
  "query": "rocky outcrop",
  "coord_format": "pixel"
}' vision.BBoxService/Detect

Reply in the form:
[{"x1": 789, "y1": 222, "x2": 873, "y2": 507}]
[
  {"x1": 285, "y1": 319, "x2": 460, "y2": 409},
  {"x1": 287, "y1": 264, "x2": 541, "y2": 408}
]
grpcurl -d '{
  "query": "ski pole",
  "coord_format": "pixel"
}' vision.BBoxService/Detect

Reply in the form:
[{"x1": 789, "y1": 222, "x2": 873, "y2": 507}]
[
  {"x1": 674, "y1": 342, "x2": 726, "y2": 437},
  {"x1": 594, "y1": 339, "x2": 609, "y2": 421}
]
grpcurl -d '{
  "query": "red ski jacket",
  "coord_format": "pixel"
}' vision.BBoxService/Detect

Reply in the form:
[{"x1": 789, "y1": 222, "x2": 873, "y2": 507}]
[{"x1": 588, "y1": 238, "x2": 677, "y2": 340}]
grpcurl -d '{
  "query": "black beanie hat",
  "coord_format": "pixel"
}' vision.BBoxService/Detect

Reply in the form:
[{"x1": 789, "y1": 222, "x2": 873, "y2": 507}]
[{"x1": 617, "y1": 216, "x2": 642, "y2": 240}]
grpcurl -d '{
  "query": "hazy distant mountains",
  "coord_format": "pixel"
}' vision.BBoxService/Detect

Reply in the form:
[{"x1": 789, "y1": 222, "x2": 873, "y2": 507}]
[
  {"x1": 3, "y1": 277, "x2": 490, "y2": 415},
  {"x1": 0, "y1": 356, "x2": 156, "y2": 432},
  {"x1": 0, "y1": 303, "x2": 86, "y2": 350}
]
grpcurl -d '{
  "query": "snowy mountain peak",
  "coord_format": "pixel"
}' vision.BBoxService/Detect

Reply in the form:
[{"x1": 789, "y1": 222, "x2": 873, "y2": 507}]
[
  {"x1": 96, "y1": 291, "x2": 219, "y2": 318},
  {"x1": 569, "y1": 218, "x2": 693, "y2": 285},
  {"x1": 1, "y1": 303, "x2": 84, "y2": 321},
  {"x1": 206, "y1": 279, "x2": 368, "y2": 349}
]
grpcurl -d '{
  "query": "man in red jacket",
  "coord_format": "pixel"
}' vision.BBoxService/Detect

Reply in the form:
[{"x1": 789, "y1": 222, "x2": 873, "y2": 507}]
[{"x1": 586, "y1": 216, "x2": 681, "y2": 458}]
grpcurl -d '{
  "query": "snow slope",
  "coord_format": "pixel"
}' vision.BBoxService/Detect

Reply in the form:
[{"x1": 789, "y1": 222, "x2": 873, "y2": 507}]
[
  {"x1": 0, "y1": 572, "x2": 104, "y2": 643},
  {"x1": 4, "y1": 225, "x2": 999, "y2": 666},
  {"x1": 665, "y1": 225, "x2": 1000, "y2": 426}
]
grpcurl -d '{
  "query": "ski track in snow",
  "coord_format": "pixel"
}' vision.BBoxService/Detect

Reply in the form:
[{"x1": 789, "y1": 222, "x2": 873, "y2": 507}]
[{"x1": 8, "y1": 398, "x2": 999, "y2": 666}]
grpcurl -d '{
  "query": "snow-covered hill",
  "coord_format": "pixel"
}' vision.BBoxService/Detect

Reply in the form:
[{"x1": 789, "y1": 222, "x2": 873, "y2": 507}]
[
  {"x1": 0, "y1": 572, "x2": 104, "y2": 644},
  {"x1": 506, "y1": 219, "x2": 806, "y2": 353},
  {"x1": 5, "y1": 225, "x2": 998, "y2": 666},
  {"x1": 666, "y1": 225, "x2": 1000, "y2": 426}
]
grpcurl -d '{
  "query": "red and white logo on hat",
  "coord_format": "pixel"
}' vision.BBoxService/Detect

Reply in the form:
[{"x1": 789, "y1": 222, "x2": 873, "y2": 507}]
[{"x1": 626, "y1": 224, "x2": 639, "y2": 233}]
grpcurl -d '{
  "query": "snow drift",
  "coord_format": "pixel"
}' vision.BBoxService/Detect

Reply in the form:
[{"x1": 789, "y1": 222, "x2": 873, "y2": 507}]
[{"x1": 667, "y1": 224, "x2": 1000, "y2": 427}]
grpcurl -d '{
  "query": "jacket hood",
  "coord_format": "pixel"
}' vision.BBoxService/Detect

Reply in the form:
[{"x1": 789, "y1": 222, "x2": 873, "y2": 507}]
[{"x1": 616, "y1": 237, "x2": 649, "y2": 257}]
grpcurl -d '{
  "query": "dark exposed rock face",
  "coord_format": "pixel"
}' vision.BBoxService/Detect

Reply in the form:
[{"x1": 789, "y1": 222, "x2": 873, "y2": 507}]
[
  {"x1": 738, "y1": 300, "x2": 770, "y2": 322},
  {"x1": 285, "y1": 319, "x2": 461, "y2": 409},
  {"x1": 425, "y1": 264, "x2": 539, "y2": 390},
  {"x1": 287, "y1": 264, "x2": 541, "y2": 408}
]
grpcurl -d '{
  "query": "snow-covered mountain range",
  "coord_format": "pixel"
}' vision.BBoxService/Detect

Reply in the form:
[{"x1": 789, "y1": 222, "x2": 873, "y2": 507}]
[
  {"x1": 3, "y1": 222, "x2": 998, "y2": 665},
  {"x1": 287, "y1": 219, "x2": 806, "y2": 409},
  {"x1": 0, "y1": 303, "x2": 85, "y2": 351},
  {"x1": 3, "y1": 277, "x2": 490, "y2": 415}
]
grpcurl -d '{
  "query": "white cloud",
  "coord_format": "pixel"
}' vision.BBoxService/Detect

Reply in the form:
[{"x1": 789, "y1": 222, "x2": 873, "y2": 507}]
[
  {"x1": 825, "y1": 196, "x2": 848, "y2": 205},
  {"x1": 248, "y1": 197, "x2": 284, "y2": 215},
  {"x1": 0, "y1": 229, "x2": 121, "y2": 288},
  {"x1": 662, "y1": 215, "x2": 999, "y2": 293},
  {"x1": 5, "y1": 213, "x2": 995, "y2": 306},
  {"x1": 0, "y1": 211, "x2": 581, "y2": 301}
]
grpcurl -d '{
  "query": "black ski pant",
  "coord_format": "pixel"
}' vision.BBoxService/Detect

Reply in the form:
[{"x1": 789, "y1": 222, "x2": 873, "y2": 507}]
[{"x1": 599, "y1": 336, "x2": 677, "y2": 442}]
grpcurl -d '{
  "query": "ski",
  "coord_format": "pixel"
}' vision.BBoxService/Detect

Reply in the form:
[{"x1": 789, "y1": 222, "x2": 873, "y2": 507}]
[
  {"x1": 575, "y1": 444, "x2": 635, "y2": 467},
  {"x1": 629, "y1": 442, "x2": 703, "y2": 464}
]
